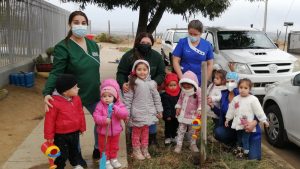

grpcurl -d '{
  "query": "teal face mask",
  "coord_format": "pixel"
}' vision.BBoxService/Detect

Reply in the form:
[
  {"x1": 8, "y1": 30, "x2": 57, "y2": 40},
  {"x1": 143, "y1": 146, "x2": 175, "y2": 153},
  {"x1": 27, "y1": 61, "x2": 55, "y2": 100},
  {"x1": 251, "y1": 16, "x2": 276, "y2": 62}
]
[
  {"x1": 189, "y1": 35, "x2": 199, "y2": 43},
  {"x1": 72, "y1": 25, "x2": 88, "y2": 38}
]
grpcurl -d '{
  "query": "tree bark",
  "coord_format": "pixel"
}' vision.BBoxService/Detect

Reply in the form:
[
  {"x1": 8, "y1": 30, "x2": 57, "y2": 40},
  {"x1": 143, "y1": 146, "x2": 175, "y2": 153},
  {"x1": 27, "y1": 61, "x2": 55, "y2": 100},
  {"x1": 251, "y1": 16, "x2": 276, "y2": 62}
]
[
  {"x1": 147, "y1": 4, "x2": 166, "y2": 34},
  {"x1": 136, "y1": 0, "x2": 150, "y2": 37}
]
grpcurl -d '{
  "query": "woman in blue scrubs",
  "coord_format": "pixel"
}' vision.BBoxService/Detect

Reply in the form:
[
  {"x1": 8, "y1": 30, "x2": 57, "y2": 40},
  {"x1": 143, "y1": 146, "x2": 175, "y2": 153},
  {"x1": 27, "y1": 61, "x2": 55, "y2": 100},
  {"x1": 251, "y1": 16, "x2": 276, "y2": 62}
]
[{"x1": 172, "y1": 20, "x2": 214, "y2": 85}]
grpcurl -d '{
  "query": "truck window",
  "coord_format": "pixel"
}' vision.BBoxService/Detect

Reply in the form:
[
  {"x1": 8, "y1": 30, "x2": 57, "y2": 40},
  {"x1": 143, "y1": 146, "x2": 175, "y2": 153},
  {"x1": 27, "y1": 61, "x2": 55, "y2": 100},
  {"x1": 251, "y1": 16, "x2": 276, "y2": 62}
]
[
  {"x1": 217, "y1": 31, "x2": 276, "y2": 50},
  {"x1": 173, "y1": 32, "x2": 188, "y2": 43},
  {"x1": 206, "y1": 32, "x2": 215, "y2": 49}
]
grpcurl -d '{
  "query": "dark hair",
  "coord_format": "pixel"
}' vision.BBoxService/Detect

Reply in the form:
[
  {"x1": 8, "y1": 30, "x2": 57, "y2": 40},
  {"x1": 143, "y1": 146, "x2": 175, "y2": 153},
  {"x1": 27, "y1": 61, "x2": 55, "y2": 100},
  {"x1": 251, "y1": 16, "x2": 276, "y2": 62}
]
[
  {"x1": 238, "y1": 78, "x2": 253, "y2": 90},
  {"x1": 64, "y1": 11, "x2": 89, "y2": 45},
  {"x1": 133, "y1": 32, "x2": 154, "y2": 61},
  {"x1": 188, "y1": 20, "x2": 204, "y2": 33},
  {"x1": 214, "y1": 69, "x2": 227, "y2": 85},
  {"x1": 128, "y1": 62, "x2": 149, "y2": 91}
]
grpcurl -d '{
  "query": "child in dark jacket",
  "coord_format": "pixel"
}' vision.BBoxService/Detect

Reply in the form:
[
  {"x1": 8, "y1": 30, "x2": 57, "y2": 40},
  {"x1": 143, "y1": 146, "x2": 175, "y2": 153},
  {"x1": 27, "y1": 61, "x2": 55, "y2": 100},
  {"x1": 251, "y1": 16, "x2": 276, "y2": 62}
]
[
  {"x1": 44, "y1": 74, "x2": 86, "y2": 169},
  {"x1": 161, "y1": 73, "x2": 180, "y2": 145}
]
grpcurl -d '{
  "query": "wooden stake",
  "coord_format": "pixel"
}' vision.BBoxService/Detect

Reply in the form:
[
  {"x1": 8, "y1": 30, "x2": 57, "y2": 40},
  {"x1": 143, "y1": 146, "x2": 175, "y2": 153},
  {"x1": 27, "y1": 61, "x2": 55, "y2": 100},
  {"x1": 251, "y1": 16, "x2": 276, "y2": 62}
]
[{"x1": 200, "y1": 62, "x2": 208, "y2": 165}]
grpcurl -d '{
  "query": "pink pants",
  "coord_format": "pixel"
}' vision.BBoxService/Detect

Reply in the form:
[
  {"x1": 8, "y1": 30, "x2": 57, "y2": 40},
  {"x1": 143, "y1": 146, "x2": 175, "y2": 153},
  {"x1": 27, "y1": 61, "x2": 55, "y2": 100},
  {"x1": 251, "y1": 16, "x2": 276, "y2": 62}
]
[
  {"x1": 98, "y1": 134, "x2": 120, "y2": 160},
  {"x1": 132, "y1": 125, "x2": 149, "y2": 148}
]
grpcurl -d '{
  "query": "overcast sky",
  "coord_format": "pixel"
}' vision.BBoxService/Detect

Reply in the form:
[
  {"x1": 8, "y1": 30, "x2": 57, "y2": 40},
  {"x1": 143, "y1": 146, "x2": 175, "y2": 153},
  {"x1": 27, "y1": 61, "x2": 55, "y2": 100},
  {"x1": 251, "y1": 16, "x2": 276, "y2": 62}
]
[{"x1": 45, "y1": 0, "x2": 300, "y2": 35}]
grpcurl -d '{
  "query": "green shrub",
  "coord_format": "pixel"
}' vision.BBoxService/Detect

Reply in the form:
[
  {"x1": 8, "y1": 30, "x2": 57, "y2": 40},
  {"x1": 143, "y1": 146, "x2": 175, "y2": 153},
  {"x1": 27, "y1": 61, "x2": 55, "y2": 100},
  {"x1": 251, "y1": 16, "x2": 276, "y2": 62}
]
[{"x1": 94, "y1": 33, "x2": 123, "y2": 44}]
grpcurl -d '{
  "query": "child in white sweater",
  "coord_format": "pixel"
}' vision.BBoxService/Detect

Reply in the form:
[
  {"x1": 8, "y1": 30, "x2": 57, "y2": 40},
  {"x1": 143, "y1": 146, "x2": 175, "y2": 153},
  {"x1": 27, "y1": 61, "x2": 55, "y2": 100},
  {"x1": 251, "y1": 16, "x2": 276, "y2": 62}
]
[
  {"x1": 207, "y1": 70, "x2": 227, "y2": 118},
  {"x1": 225, "y1": 78, "x2": 269, "y2": 158}
]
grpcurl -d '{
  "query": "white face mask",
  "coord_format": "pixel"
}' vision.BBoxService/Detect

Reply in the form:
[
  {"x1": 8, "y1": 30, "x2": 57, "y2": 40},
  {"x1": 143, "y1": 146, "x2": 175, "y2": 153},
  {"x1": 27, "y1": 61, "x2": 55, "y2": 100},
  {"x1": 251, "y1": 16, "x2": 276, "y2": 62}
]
[
  {"x1": 181, "y1": 88, "x2": 195, "y2": 95},
  {"x1": 72, "y1": 25, "x2": 88, "y2": 38},
  {"x1": 226, "y1": 82, "x2": 237, "y2": 92}
]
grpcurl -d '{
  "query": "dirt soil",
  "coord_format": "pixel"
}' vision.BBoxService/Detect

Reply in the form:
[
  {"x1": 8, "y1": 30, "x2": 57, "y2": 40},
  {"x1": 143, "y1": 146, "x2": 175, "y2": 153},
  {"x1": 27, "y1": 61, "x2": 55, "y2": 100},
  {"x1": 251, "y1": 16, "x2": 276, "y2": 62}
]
[{"x1": 0, "y1": 76, "x2": 45, "y2": 166}]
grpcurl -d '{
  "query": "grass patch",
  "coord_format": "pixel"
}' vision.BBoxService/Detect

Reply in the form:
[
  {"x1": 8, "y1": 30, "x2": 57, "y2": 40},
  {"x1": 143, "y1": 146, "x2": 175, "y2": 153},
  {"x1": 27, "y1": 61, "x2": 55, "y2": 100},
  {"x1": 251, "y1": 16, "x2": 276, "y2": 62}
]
[
  {"x1": 126, "y1": 119, "x2": 289, "y2": 169},
  {"x1": 94, "y1": 33, "x2": 123, "y2": 44}
]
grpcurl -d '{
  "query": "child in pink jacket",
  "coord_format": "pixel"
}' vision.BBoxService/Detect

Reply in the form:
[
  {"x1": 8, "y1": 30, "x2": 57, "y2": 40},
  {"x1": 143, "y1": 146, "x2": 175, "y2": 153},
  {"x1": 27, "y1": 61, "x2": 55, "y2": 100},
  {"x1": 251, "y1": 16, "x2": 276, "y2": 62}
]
[
  {"x1": 93, "y1": 79, "x2": 129, "y2": 169},
  {"x1": 174, "y1": 71, "x2": 202, "y2": 154}
]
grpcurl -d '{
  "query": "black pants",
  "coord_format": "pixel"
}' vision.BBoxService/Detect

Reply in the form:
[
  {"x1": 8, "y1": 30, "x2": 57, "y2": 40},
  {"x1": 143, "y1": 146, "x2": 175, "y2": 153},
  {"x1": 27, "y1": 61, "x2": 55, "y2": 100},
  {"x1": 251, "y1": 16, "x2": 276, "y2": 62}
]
[
  {"x1": 164, "y1": 118, "x2": 179, "y2": 139},
  {"x1": 54, "y1": 131, "x2": 80, "y2": 169}
]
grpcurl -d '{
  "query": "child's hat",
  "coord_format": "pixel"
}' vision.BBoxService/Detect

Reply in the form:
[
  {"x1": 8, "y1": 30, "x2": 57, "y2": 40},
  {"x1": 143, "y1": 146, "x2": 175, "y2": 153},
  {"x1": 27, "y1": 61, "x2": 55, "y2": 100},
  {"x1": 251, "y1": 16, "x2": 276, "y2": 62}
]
[
  {"x1": 226, "y1": 72, "x2": 239, "y2": 81},
  {"x1": 164, "y1": 73, "x2": 179, "y2": 85},
  {"x1": 179, "y1": 71, "x2": 199, "y2": 90},
  {"x1": 131, "y1": 59, "x2": 150, "y2": 77},
  {"x1": 55, "y1": 74, "x2": 77, "y2": 94},
  {"x1": 101, "y1": 86, "x2": 117, "y2": 99}
]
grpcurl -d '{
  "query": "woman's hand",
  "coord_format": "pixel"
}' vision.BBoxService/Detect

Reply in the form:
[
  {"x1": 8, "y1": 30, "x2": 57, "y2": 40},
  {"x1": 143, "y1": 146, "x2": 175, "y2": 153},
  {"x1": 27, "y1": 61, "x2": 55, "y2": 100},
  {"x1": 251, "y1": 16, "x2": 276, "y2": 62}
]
[
  {"x1": 207, "y1": 96, "x2": 214, "y2": 108},
  {"x1": 224, "y1": 120, "x2": 229, "y2": 127},
  {"x1": 122, "y1": 82, "x2": 129, "y2": 93},
  {"x1": 44, "y1": 95, "x2": 54, "y2": 112},
  {"x1": 244, "y1": 120, "x2": 258, "y2": 133}
]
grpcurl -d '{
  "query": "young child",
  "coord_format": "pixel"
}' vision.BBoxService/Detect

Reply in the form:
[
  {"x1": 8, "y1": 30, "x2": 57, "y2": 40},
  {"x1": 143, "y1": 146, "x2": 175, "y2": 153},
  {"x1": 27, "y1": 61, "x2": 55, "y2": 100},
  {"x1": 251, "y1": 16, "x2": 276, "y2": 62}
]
[
  {"x1": 207, "y1": 70, "x2": 227, "y2": 118},
  {"x1": 124, "y1": 59, "x2": 163, "y2": 160},
  {"x1": 44, "y1": 74, "x2": 86, "y2": 169},
  {"x1": 161, "y1": 73, "x2": 180, "y2": 145},
  {"x1": 93, "y1": 79, "x2": 129, "y2": 169},
  {"x1": 174, "y1": 71, "x2": 201, "y2": 153},
  {"x1": 225, "y1": 78, "x2": 269, "y2": 158}
]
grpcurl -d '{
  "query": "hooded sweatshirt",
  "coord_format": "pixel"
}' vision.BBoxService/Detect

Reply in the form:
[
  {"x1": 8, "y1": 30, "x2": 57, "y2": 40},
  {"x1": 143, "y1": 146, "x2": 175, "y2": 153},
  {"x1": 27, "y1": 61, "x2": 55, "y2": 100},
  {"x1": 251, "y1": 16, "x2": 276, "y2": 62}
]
[
  {"x1": 93, "y1": 79, "x2": 129, "y2": 136},
  {"x1": 175, "y1": 71, "x2": 202, "y2": 124},
  {"x1": 123, "y1": 59, "x2": 164, "y2": 127}
]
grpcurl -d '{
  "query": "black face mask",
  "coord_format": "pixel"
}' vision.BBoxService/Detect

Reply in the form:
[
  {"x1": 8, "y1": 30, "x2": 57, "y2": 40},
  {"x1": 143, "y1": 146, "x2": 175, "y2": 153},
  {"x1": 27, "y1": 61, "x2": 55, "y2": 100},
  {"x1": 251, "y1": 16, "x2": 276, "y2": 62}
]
[{"x1": 136, "y1": 44, "x2": 151, "y2": 55}]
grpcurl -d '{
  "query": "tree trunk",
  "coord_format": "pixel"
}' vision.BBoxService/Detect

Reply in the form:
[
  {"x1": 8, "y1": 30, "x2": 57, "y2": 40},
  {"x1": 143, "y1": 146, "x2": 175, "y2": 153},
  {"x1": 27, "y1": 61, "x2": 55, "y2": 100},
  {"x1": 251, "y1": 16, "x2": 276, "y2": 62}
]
[
  {"x1": 136, "y1": 0, "x2": 150, "y2": 37},
  {"x1": 147, "y1": 5, "x2": 166, "y2": 34}
]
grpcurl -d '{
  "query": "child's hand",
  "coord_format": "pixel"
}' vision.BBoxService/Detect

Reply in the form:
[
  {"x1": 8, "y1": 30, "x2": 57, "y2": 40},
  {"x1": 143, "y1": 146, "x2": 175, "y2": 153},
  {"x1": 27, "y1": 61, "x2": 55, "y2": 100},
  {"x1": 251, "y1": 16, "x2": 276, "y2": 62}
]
[
  {"x1": 47, "y1": 139, "x2": 54, "y2": 144},
  {"x1": 225, "y1": 120, "x2": 229, "y2": 127},
  {"x1": 156, "y1": 112, "x2": 162, "y2": 119},
  {"x1": 264, "y1": 121, "x2": 269, "y2": 128},
  {"x1": 106, "y1": 118, "x2": 111, "y2": 124},
  {"x1": 176, "y1": 108, "x2": 181, "y2": 117},
  {"x1": 80, "y1": 132, "x2": 84, "y2": 135},
  {"x1": 167, "y1": 117, "x2": 171, "y2": 121}
]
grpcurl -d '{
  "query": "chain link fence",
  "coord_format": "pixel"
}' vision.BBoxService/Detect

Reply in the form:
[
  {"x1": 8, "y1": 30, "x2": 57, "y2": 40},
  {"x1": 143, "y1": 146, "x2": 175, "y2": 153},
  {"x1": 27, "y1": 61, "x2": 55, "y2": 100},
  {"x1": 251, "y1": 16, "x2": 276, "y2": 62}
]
[{"x1": 0, "y1": 0, "x2": 70, "y2": 69}]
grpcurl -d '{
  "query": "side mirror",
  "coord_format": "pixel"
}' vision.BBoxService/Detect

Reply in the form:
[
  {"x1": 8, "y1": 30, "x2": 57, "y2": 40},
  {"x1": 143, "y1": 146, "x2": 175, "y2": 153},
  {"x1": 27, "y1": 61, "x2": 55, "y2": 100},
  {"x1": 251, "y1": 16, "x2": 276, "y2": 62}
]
[
  {"x1": 165, "y1": 40, "x2": 172, "y2": 45},
  {"x1": 292, "y1": 73, "x2": 300, "y2": 86}
]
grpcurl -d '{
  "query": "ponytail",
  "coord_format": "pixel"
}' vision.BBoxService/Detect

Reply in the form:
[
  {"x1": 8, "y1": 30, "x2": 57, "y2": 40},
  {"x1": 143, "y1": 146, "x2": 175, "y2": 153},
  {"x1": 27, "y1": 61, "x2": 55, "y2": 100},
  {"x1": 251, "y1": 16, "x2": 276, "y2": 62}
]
[
  {"x1": 64, "y1": 30, "x2": 73, "y2": 46},
  {"x1": 128, "y1": 74, "x2": 137, "y2": 91}
]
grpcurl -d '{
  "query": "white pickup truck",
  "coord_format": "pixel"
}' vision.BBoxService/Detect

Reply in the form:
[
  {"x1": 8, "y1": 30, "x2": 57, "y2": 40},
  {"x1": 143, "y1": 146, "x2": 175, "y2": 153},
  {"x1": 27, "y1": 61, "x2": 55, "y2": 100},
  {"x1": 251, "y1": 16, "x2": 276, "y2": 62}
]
[{"x1": 203, "y1": 27, "x2": 298, "y2": 95}]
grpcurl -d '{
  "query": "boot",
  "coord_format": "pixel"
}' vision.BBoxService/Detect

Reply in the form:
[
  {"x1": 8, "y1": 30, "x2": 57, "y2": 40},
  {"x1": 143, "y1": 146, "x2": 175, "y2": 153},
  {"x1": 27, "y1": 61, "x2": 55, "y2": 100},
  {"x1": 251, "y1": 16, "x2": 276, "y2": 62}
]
[
  {"x1": 78, "y1": 152, "x2": 87, "y2": 168},
  {"x1": 141, "y1": 147, "x2": 151, "y2": 159},
  {"x1": 132, "y1": 147, "x2": 145, "y2": 160},
  {"x1": 149, "y1": 133, "x2": 159, "y2": 147},
  {"x1": 92, "y1": 148, "x2": 100, "y2": 161}
]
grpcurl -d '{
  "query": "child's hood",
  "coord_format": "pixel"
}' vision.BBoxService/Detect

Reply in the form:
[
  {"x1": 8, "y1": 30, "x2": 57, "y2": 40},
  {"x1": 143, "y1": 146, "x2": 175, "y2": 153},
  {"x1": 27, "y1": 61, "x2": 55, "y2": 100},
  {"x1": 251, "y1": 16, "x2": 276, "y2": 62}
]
[
  {"x1": 179, "y1": 71, "x2": 199, "y2": 90},
  {"x1": 131, "y1": 59, "x2": 151, "y2": 79}
]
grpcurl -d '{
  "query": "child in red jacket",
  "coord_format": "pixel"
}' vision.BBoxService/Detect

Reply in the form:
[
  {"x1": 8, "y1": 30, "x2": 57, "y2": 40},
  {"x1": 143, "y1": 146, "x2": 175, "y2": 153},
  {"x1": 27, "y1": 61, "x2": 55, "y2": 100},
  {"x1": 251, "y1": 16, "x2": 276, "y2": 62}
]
[{"x1": 44, "y1": 74, "x2": 86, "y2": 169}]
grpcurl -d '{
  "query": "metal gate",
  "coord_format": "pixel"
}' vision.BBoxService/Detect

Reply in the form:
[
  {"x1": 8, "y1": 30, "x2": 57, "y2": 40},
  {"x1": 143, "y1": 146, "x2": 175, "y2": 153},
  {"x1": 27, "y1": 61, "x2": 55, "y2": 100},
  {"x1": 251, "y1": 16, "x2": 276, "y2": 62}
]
[{"x1": 0, "y1": 0, "x2": 70, "y2": 68}]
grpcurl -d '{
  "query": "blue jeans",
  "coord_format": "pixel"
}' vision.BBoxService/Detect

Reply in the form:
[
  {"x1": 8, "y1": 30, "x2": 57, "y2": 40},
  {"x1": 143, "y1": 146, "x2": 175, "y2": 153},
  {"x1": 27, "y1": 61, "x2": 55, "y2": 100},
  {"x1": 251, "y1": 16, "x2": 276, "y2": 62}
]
[
  {"x1": 213, "y1": 119, "x2": 261, "y2": 160},
  {"x1": 85, "y1": 102, "x2": 98, "y2": 149},
  {"x1": 237, "y1": 130, "x2": 251, "y2": 151},
  {"x1": 149, "y1": 124, "x2": 157, "y2": 134}
]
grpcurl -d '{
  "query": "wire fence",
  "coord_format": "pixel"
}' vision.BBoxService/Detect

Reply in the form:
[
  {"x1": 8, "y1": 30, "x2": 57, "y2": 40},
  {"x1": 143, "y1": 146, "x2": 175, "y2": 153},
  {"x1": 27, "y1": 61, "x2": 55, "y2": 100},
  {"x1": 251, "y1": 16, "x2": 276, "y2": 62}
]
[{"x1": 0, "y1": 0, "x2": 70, "y2": 68}]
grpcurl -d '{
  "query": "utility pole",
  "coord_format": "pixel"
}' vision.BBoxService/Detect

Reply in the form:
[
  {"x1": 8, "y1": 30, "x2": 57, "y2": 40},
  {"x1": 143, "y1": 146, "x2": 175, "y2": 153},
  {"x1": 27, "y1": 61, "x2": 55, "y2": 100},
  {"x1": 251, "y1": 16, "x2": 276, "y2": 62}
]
[
  {"x1": 263, "y1": 0, "x2": 268, "y2": 32},
  {"x1": 108, "y1": 20, "x2": 111, "y2": 37},
  {"x1": 132, "y1": 22, "x2": 134, "y2": 40}
]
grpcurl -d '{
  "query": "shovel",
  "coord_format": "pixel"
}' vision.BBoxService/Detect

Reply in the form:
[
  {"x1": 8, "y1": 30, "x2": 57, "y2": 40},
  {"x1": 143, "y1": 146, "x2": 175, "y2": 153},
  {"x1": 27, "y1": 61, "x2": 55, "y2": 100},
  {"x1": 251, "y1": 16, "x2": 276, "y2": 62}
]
[{"x1": 99, "y1": 103, "x2": 114, "y2": 169}]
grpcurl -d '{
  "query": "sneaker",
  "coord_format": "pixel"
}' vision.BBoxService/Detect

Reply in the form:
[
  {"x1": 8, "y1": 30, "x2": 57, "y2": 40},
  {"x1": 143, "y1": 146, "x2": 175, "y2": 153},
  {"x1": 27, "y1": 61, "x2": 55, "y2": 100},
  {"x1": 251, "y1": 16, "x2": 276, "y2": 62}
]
[
  {"x1": 78, "y1": 152, "x2": 87, "y2": 168},
  {"x1": 165, "y1": 138, "x2": 171, "y2": 145},
  {"x1": 110, "y1": 158, "x2": 122, "y2": 168},
  {"x1": 232, "y1": 146, "x2": 242, "y2": 156},
  {"x1": 106, "y1": 160, "x2": 114, "y2": 169},
  {"x1": 92, "y1": 148, "x2": 100, "y2": 161},
  {"x1": 174, "y1": 145, "x2": 182, "y2": 154},
  {"x1": 73, "y1": 165, "x2": 84, "y2": 169},
  {"x1": 189, "y1": 144, "x2": 199, "y2": 152},
  {"x1": 141, "y1": 147, "x2": 151, "y2": 159},
  {"x1": 171, "y1": 137, "x2": 177, "y2": 144},
  {"x1": 132, "y1": 147, "x2": 145, "y2": 160}
]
